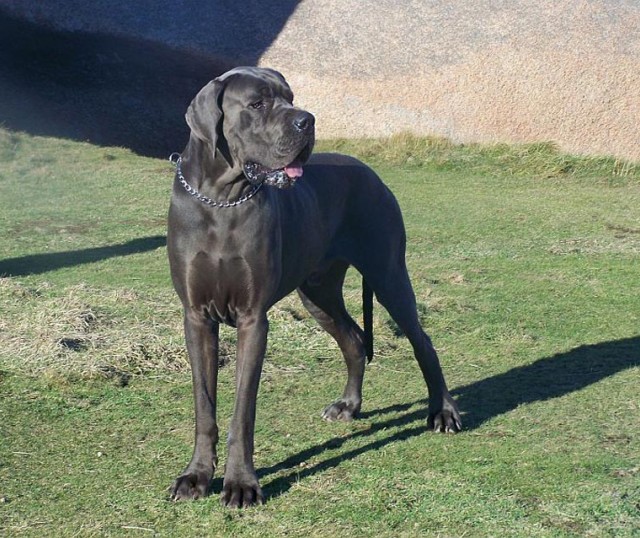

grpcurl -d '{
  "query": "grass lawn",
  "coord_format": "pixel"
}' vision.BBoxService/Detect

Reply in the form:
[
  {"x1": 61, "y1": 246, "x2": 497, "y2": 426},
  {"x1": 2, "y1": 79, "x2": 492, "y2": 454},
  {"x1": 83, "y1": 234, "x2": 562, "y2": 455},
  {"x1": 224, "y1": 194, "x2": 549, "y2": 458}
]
[{"x1": 0, "y1": 129, "x2": 638, "y2": 536}]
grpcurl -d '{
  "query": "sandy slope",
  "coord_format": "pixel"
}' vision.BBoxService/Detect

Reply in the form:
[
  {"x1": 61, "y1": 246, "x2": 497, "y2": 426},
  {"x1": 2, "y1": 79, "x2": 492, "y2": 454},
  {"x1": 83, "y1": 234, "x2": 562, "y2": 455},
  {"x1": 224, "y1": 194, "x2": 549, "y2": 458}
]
[{"x1": 2, "y1": 0, "x2": 638, "y2": 160}]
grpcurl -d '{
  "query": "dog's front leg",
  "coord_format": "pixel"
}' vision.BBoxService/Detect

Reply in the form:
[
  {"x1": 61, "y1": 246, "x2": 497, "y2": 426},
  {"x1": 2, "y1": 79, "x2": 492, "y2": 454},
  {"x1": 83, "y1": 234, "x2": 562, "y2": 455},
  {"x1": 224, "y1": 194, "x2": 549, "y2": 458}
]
[
  {"x1": 221, "y1": 314, "x2": 268, "y2": 508},
  {"x1": 170, "y1": 312, "x2": 220, "y2": 500}
]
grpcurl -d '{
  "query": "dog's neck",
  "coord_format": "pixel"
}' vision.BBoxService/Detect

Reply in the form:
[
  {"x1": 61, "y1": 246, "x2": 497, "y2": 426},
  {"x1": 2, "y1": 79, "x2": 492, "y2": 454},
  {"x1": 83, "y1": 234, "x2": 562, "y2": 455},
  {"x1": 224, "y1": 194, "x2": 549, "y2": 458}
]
[{"x1": 181, "y1": 136, "x2": 254, "y2": 201}]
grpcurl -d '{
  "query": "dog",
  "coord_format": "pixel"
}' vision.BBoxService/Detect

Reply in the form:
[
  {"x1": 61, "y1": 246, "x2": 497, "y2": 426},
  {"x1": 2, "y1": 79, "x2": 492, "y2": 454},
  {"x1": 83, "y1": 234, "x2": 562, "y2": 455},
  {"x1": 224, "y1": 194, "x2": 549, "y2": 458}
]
[{"x1": 167, "y1": 66, "x2": 461, "y2": 508}]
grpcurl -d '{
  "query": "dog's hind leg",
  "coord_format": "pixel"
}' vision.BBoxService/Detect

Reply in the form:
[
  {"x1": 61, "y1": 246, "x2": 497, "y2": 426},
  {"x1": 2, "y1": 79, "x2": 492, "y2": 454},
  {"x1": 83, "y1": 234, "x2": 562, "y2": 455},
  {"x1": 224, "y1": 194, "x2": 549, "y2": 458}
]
[
  {"x1": 361, "y1": 258, "x2": 462, "y2": 433},
  {"x1": 298, "y1": 261, "x2": 367, "y2": 421}
]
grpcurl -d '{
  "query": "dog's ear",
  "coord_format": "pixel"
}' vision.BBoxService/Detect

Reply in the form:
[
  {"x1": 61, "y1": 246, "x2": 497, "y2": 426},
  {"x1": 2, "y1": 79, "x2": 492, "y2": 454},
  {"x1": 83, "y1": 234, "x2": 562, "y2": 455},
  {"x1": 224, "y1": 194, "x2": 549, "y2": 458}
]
[{"x1": 185, "y1": 79, "x2": 225, "y2": 159}]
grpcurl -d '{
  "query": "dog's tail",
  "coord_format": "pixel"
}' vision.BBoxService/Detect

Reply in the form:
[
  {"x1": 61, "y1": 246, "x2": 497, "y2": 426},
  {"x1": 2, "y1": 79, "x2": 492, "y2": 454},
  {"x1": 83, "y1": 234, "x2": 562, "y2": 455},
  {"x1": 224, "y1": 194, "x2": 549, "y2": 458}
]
[{"x1": 362, "y1": 279, "x2": 374, "y2": 363}]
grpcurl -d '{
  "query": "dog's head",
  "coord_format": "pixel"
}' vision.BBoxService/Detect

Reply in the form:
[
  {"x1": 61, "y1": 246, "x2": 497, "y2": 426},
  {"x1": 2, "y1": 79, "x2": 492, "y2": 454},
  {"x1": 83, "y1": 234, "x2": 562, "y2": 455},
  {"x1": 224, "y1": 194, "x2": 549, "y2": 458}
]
[{"x1": 186, "y1": 67, "x2": 315, "y2": 189}]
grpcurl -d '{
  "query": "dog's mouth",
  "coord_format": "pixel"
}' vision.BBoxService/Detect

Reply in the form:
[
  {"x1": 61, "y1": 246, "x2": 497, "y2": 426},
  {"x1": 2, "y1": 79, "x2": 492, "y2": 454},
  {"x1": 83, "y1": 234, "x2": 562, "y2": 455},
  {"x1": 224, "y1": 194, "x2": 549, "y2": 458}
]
[
  {"x1": 243, "y1": 144, "x2": 313, "y2": 189},
  {"x1": 243, "y1": 160, "x2": 303, "y2": 189}
]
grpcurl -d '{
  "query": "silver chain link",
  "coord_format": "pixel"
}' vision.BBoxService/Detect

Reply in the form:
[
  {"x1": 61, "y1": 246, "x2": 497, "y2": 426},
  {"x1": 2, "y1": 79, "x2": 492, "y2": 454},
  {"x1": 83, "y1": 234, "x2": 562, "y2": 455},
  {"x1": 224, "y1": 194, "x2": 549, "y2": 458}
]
[{"x1": 169, "y1": 153, "x2": 262, "y2": 208}]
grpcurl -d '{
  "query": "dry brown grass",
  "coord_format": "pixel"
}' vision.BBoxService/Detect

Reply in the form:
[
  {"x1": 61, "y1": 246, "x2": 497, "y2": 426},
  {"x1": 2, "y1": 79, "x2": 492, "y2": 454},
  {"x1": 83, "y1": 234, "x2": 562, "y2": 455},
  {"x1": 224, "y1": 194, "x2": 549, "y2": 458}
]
[
  {"x1": 0, "y1": 278, "x2": 190, "y2": 380},
  {"x1": 0, "y1": 274, "x2": 436, "y2": 381}
]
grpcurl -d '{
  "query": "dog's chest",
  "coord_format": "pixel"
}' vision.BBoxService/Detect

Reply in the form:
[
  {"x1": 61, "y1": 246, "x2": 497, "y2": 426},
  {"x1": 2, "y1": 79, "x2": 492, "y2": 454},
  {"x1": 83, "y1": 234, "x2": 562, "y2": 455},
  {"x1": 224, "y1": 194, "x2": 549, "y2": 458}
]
[
  {"x1": 183, "y1": 222, "x2": 280, "y2": 325},
  {"x1": 171, "y1": 187, "x2": 335, "y2": 325}
]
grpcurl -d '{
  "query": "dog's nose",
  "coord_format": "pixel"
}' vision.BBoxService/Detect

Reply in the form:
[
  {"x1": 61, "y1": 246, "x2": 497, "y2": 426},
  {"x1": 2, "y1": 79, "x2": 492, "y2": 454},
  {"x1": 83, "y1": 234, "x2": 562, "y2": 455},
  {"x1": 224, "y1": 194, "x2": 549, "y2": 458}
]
[{"x1": 293, "y1": 112, "x2": 314, "y2": 132}]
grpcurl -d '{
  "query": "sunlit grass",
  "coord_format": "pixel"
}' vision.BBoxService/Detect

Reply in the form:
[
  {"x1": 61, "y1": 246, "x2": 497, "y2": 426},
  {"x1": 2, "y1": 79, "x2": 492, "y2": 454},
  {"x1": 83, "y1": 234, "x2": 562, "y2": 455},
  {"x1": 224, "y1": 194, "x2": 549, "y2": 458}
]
[{"x1": 0, "y1": 128, "x2": 638, "y2": 536}]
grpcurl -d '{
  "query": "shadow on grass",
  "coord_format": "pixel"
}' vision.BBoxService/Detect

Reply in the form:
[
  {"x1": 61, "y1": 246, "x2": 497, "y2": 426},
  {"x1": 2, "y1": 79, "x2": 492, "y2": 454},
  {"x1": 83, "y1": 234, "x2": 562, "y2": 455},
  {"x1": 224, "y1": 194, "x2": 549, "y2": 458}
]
[
  {"x1": 450, "y1": 336, "x2": 638, "y2": 430},
  {"x1": 246, "y1": 336, "x2": 639, "y2": 501},
  {"x1": 0, "y1": 235, "x2": 166, "y2": 276}
]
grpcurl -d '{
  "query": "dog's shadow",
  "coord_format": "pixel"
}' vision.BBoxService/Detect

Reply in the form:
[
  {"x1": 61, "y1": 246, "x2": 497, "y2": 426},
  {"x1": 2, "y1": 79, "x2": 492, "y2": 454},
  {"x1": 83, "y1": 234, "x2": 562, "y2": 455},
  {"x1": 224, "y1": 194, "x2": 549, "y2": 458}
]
[{"x1": 210, "y1": 336, "x2": 639, "y2": 501}]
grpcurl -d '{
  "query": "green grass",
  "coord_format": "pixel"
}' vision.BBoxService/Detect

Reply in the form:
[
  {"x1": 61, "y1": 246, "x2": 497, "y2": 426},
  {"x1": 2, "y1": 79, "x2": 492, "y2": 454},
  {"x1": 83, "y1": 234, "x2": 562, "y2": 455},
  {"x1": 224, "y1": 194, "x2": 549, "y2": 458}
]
[{"x1": 1, "y1": 129, "x2": 638, "y2": 536}]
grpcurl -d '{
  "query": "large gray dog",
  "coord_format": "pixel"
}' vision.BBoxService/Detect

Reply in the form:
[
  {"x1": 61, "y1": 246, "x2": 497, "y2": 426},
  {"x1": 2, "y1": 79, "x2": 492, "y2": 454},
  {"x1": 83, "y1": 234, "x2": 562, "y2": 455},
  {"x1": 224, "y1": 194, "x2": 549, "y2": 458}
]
[{"x1": 167, "y1": 67, "x2": 461, "y2": 508}]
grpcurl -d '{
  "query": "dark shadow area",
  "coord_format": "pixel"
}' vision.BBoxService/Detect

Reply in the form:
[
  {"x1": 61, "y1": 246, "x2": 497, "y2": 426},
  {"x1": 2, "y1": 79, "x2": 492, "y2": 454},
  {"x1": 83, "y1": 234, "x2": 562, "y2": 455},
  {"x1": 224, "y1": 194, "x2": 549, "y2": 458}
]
[
  {"x1": 451, "y1": 336, "x2": 639, "y2": 429},
  {"x1": 0, "y1": 235, "x2": 166, "y2": 276},
  {"x1": 0, "y1": 4, "x2": 299, "y2": 157},
  {"x1": 243, "y1": 336, "x2": 639, "y2": 501}
]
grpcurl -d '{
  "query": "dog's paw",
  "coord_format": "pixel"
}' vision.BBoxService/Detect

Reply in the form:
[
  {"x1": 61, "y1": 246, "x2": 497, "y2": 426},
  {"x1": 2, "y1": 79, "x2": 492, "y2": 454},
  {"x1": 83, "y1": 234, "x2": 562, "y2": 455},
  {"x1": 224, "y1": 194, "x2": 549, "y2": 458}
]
[
  {"x1": 322, "y1": 399, "x2": 361, "y2": 422},
  {"x1": 169, "y1": 471, "x2": 211, "y2": 501},
  {"x1": 220, "y1": 472, "x2": 264, "y2": 508},
  {"x1": 427, "y1": 397, "x2": 462, "y2": 433}
]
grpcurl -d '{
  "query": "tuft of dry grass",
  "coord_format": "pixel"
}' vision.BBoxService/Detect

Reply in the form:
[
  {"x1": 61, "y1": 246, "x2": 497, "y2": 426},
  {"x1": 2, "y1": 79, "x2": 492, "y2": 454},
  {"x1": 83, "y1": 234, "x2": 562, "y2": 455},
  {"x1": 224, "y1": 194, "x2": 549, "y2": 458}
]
[
  {"x1": 0, "y1": 273, "x2": 437, "y2": 381},
  {"x1": 0, "y1": 278, "x2": 190, "y2": 379}
]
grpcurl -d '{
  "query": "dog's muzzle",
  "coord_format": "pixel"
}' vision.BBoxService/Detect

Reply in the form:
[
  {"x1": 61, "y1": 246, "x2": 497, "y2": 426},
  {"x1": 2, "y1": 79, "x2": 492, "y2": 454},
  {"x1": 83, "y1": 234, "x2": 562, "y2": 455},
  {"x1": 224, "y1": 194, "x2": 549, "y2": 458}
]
[{"x1": 243, "y1": 138, "x2": 314, "y2": 189}]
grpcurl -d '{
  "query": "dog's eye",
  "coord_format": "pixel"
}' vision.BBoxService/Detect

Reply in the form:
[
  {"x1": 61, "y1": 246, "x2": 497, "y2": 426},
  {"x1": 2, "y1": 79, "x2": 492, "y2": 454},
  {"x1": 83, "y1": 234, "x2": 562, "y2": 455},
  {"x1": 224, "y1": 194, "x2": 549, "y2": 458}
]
[{"x1": 249, "y1": 100, "x2": 265, "y2": 110}]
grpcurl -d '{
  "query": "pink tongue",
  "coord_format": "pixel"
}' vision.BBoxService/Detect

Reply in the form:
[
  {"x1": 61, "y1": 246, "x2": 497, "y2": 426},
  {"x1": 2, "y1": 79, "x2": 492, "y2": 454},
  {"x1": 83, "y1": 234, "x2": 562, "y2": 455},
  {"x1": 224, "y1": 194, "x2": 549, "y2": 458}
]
[{"x1": 284, "y1": 161, "x2": 304, "y2": 178}]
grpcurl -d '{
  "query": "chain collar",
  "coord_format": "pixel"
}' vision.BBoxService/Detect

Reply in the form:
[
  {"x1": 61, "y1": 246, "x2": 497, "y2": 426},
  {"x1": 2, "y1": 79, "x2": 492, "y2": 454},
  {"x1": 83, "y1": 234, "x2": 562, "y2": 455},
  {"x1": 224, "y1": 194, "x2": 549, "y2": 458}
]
[{"x1": 169, "y1": 153, "x2": 262, "y2": 208}]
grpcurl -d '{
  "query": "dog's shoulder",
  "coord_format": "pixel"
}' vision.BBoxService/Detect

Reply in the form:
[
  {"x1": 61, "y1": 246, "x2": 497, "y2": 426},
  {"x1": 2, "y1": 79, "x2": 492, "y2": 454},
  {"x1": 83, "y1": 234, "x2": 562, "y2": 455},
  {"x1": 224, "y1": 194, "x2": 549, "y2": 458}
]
[
  {"x1": 307, "y1": 152, "x2": 366, "y2": 167},
  {"x1": 305, "y1": 152, "x2": 379, "y2": 181},
  {"x1": 300, "y1": 152, "x2": 393, "y2": 207}
]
